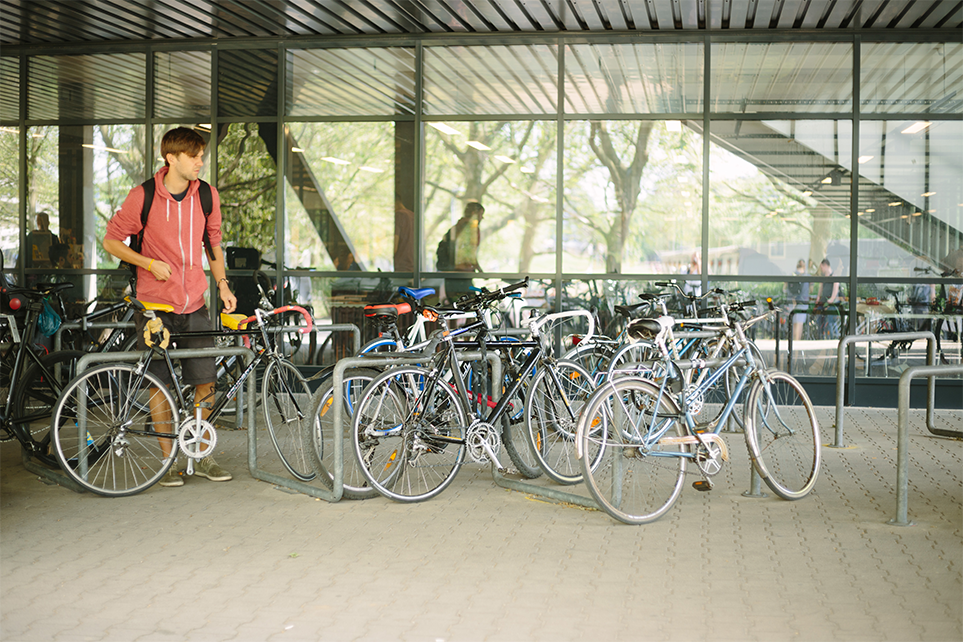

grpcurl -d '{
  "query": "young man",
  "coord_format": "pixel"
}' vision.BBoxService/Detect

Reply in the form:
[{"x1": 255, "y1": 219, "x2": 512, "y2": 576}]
[{"x1": 103, "y1": 127, "x2": 237, "y2": 487}]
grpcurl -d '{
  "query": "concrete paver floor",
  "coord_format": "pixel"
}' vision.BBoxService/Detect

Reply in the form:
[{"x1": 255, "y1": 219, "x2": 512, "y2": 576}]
[{"x1": 1, "y1": 406, "x2": 961, "y2": 642}]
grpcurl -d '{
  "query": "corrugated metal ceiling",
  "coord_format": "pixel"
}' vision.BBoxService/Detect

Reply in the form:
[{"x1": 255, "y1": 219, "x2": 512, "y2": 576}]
[{"x1": 2, "y1": 0, "x2": 962, "y2": 48}]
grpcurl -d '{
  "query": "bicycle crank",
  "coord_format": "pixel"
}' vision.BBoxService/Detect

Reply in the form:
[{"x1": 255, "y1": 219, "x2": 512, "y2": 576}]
[
  {"x1": 658, "y1": 432, "x2": 729, "y2": 477},
  {"x1": 178, "y1": 417, "x2": 218, "y2": 460},
  {"x1": 466, "y1": 421, "x2": 504, "y2": 470}
]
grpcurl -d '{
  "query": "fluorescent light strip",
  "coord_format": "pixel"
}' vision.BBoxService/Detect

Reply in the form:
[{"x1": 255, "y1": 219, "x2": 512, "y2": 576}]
[
  {"x1": 427, "y1": 122, "x2": 460, "y2": 136},
  {"x1": 901, "y1": 121, "x2": 931, "y2": 134},
  {"x1": 82, "y1": 144, "x2": 128, "y2": 154},
  {"x1": 321, "y1": 157, "x2": 350, "y2": 165},
  {"x1": 466, "y1": 141, "x2": 490, "y2": 151}
]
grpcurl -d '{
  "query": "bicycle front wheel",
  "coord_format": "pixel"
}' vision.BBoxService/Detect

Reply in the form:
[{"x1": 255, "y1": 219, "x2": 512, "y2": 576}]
[
  {"x1": 52, "y1": 363, "x2": 178, "y2": 497},
  {"x1": 745, "y1": 370, "x2": 820, "y2": 500},
  {"x1": 577, "y1": 377, "x2": 687, "y2": 525},
  {"x1": 352, "y1": 367, "x2": 467, "y2": 503},
  {"x1": 263, "y1": 359, "x2": 314, "y2": 481},
  {"x1": 524, "y1": 360, "x2": 596, "y2": 485}
]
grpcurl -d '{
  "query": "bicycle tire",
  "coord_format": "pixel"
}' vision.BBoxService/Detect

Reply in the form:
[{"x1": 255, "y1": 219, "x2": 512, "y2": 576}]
[
  {"x1": 11, "y1": 349, "x2": 85, "y2": 467},
  {"x1": 499, "y1": 346, "x2": 542, "y2": 479},
  {"x1": 577, "y1": 377, "x2": 687, "y2": 525},
  {"x1": 562, "y1": 340, "x2": 616, "y2": 383},
  {"x1": 263, "y1": 358, "x2": 315, "y2": 481},
  {"x1": 524, "y1": 360, "x2": 597, "y2": 485},
  {"x1": 352, "y1": 366, "x2": 467, "y2": 503},
  {"x1": 305, "y1": 367, "x2": 381, "y2": 499},
  {"x1": 52, "y1": 363, "x2": 178, "y2": 497},
  {"x1": 745, "y1": 369, "x2": 820, "y2": 500}
]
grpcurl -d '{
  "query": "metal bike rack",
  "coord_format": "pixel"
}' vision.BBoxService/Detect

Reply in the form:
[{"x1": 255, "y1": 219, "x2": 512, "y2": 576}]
[
  {"x1": 24, "y1": 346, "x2": 257, "y2": 493},
  {"x1": 833, "y1": 331, "x2": 936, "y2": 448},
  {"x1": 53, "y1": 320, "x2": 135, "y2": 352},
  {"x1": 891, "y1": 363, "x2": 963, "y2": 526}
]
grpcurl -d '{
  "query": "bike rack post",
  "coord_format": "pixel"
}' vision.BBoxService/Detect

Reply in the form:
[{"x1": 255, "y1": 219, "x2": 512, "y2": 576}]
[
  {"x1": 891, "y1": 363, "x2": 963, "y2": 526},
  {"x1": 53, "y1": 320, "x2": 136, "y2": 352},
  {"x1": 26, "y1": 347, "x2": 256, "y2": 493},
  {"x1": 833, "y1": 332, "x2": 935, "y2": 448}
]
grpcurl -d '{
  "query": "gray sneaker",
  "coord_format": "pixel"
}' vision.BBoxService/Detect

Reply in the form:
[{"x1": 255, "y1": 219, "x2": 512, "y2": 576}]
[
  {"x1": 159, "y1": 467, "x2": 184, "y2": 487},
  {"x1": 193, "y1": 456, "x2": 232, "y2": 482}
]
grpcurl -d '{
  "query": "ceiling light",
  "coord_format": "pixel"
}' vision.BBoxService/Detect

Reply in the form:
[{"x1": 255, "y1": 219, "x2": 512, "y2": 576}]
[
  {"x1": 888, "y1": 201, "x2": 902, "y2": 206},
  {"x1": 359, "y1": 166, "x2": 384, "y2": 173},
  {"x1": 900, "y1": 214, "x2": 910, "y2": 219},
  {"x1": 291, "y1": 147, "x2": 304, "y2": 153},
  {"x1": 866, "y1": 208, "x2": 875, "y2": 213},
  {"x1": 427, "y1": 122, "x2": 460, "y2": 136},
  {"x1": 82, "y1": 144, "x2": 128, "y2": 154},
  {"x1": 321, "y1": 157, "x2": 350, "y2": 165},
  {"x1": 194, "y1": 124, "x2": 212, "y2": 132},
  {"x1": 0, "y1": 127, "x2": 18, "y2": 134},
  {"x1": 466, "y1": 141, "x2": 490, "y2": 151},
  {"x1": 912, "y1": 211, "x2": 922, "y2": 216},
  {"x1": 922, "y1": 191, "x2": 935, "y2": 197},
  {"x1": 802, "y1": 190, "x2": 813, "y2": 197},
  {"x1": 494, "y1": 155, "x2": 515, "y2": 164},
  {"x1": 821, "y1": 177, "x2": 833, "y2": 184},
  {"x1": 520, "y1": 167, "x2": 535, "y2": 174},
  {"x1": 901, "y1": 121, "x2": 931, "y2": 134},
  {"x1": 857, "y1": 155, "x2": 874, "y2": 164},
  {"x1": 666, "y1": 121, "x2": 682, "y2": 132}
]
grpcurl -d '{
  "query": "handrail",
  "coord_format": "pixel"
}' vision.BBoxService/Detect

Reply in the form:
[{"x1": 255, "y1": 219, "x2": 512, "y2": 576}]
[
  {"x1": 833, "y1": 331, "x2": 936, "y2": 448},
  {"x1": 891, "y1": 363, "x2": 963, "y2": 526}
]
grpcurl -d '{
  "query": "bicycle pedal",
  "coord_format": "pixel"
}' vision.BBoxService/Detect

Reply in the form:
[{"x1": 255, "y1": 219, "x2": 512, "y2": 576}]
[{"x1": 692, "y1": 480, "x2": 713, "y2": 492}]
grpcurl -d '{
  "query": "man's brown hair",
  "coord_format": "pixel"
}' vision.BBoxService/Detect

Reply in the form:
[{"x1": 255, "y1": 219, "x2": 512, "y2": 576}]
[{"x1": 161, "y1": 127, "x2": 206, "y2": 166}]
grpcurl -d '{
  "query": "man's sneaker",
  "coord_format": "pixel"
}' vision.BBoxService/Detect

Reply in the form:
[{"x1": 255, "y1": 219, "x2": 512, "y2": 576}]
[
  {"x1": 159, "y1": 467, "x2": 184, "y2": 487},
  {"x1": 193, "y1": 456, "x2": 232, "y2": 482}
]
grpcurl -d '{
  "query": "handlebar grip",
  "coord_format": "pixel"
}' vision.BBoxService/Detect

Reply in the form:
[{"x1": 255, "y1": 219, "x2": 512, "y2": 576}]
[{"x1": 266, "y1": 305, "x2": 314, "y2": 334}]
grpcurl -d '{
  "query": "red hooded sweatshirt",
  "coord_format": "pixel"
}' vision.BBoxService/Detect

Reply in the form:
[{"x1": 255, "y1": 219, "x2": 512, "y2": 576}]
[{"x1": 105, "y1": 167, "x2": 223, "y2": 314}]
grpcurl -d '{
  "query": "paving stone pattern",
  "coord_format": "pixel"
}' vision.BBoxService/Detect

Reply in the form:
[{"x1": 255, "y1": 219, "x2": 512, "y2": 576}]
[{"x1": 1, "y1": 407, "x2": 961, "y2": 642}]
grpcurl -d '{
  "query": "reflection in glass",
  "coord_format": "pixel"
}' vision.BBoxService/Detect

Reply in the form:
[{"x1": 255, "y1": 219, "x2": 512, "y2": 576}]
[
  {"x1": 0, "y1": 126, "x2": 19, "y2": 267},
  {"x1": 1, "y1": 57, "x2": 18, "y2": 121},
  {"x1": 424, "y1": 120, "x2": 557, "y2": 288},
  {"x1": 423, "y1": 45, "x2": 558, "y2": 116},
  {"x1": 218, "y1": 49, "x2": 278, "y2": 118},
  {"x1": 710, "y1": 42, "x2": 853, "y2": 113},
  {"x1": 861, "y1": 42, "x2": 963, "y2": 114},
  {"x1": 154, "y1": 51, "x2": 211, "y2": 119},
  {"x1": 565, "y1": 43, "x2": 703, "y2": 114},
  {"x1": 563, "y1": 120, "x2": 702, "y2": 275},
  {"x1": 28, "y1": 53, "x2": 146, "y2": 121},
  {"x1": 708, "y1": 120, "x2": 851, "y2": 277},
  {"x1": 217, "y1": 123, "x2": 278, "y2": 260}
]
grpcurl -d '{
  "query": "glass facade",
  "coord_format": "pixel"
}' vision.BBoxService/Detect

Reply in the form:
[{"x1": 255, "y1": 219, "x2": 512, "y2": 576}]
[{"x1": 2, "y1": 35, "x2": 961, "y2": 386}]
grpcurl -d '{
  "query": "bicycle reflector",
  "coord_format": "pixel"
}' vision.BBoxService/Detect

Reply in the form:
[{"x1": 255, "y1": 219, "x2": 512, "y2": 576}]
[{"x1": 8, "y1": 296, "x2": 21, "y2": 310}]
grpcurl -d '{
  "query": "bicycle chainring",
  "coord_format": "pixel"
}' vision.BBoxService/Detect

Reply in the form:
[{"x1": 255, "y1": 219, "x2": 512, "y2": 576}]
[
  {"x1": 466, "y1": 420, "x2": 501, "y2": 464},
  {"x1": 684, "y1": 385, "x2": 704, "y2": 415},
  {"x1": 178, "y1": 417, "x2": 218, "y2": 459}
]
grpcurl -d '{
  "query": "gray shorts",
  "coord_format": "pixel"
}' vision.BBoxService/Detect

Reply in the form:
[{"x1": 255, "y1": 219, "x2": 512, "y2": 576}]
[{"x1": 135, "y1": 306, "x2": 216, "y2": 386}]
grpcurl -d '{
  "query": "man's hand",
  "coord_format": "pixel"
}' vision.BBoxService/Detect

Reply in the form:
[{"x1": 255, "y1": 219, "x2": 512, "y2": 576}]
[
  {"x1": 148, "y1": 260, "x2": 172, "y2": 281},
  {"x1": 219, "y1": 282, "x2": 237, "y2": 314}
]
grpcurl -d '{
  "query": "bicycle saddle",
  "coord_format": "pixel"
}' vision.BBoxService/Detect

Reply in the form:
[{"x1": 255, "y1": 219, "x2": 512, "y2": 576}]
[
  {"x1": 398, "y1": 287, "x2": 435, "y2": 301},
  {"x1": 627, "y1": 317, "x2": 671, "y2": 341},
  {"x1": 220, "y1": 312, "x2": 250, "y2": 330},
  {"x1": 364, "y1": 302, "x2": 411, "y2": 318}
]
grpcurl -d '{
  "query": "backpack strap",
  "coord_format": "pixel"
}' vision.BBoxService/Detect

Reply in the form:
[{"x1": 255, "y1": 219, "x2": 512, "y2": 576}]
[{"x1": 138, "y1": 178, "x2": 216, "y2": 261}]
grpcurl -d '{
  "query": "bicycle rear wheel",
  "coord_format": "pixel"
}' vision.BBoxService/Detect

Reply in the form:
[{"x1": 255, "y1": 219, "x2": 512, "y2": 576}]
[
  {"x1": 524, "y1": 360, "x2": 596, "y2": 485},
  {"x1": 263, "y1": 358, "x2": 314, "y2": 481},
  {"x1": 577, "y1": 377, "x2": 687, "y2": 524},
  {"x1": 11, "y1": 350, "x2": 84, "y2": 467},
  {"x1": 352, "y1": 367, "x2": 467, "y2": 502},
  {"x1": 745, "y1": 370, "x2": 820, "y2": 500},
  {"x1": 305, "y1": 367, "x2": 380, "y2": 499},
  {"x1": 52, "y1": 363, "x2": 178, "y2": 497}
]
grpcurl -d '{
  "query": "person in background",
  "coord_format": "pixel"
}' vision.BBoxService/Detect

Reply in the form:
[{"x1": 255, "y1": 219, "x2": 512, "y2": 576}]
[
  {"x1": 785, "y1": 258, "x2": 810, "y2": 341},
  {"x1": 814, "y1": 258, "x2": 840, "y2": 339},
  {"x1": 437, "y1": 201, "x2": 484, "y2": 304}
]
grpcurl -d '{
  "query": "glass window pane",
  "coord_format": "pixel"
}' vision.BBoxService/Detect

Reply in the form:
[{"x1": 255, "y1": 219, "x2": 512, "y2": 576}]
[
  {"x1": 0, "y1": 127, "x2": 19, "y2": 269},
  {"x1": 28, "y1": 53, "x2": 146, "y2": 120},
  {"x1": 218, "y1": 123, "x2": 278, "y2": 295},
  {"x1": 283, "y1": 122, "x2": 396, "y2": 273},
  {"x1": 861, "y1": 42, "x2": 963, "y2": 114},
  {"x1": 710, "y1": 43, "x2": 853, "y2": 113},
  {"x1": 565, "y1": 43, "x2": 703, "y2": 114},
  {"x1": 562, "y1": 120, "x2": 703, "y2": 275},
  {"x1": 857, "y1": 120, "x2": 963, "y2": 277},
  {"x1": 288, "y1": 48, "x2": 416, "y2": 117},
  {"x1": 154, "y1": 51, "x2": 211, "y2": 119},
  {"x1": 1, "y1": 57, "x2": 18, "y2": 121},
  {"x1": 424, "y1": 120, "x2": 557, "y2": 301},
  {"x1": 708, "y1": 120, "x2": 852, "y2": 278},
  {"x1": 423, "y1": 45, "x2": 558, "y2": 116},
  {"x1": 218, "y1": 50, "x2": 278, "y2": 118}
]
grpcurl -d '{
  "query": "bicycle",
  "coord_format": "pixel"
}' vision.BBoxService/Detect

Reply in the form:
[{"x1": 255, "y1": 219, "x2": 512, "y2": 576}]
[
  {"x1": 575, "y1": 301, "x2": 820, "y2": 524},
  {"x1": 347, "y1": 278, "x2": 600, "y2": 502},
  {"x1": 49, "y1": 299, "x2": 315, "y2": 496}
]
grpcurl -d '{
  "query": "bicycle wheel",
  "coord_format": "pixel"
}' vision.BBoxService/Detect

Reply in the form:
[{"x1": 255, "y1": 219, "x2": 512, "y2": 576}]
[
  {"x1": 562, "y1": 340, "x2": 616, "y2": 383},
  {"x1": 305, "y1": 367, "x2": 380, "y2": 499},
  {"x1": 499, "y1": 347, "x2": 542, "y2": 479},
  {"x1": 745, "y1": 370, "x2": 820, "y2": 500},
  {"x1": 578, "y1": 377, "x2": 687, "y2": 525},
  {"x1": 11, "y1": 349, "x2": 84, "y2": 467},
  {"x1": 263, "y1": 358, "x2": 314, "y2": 481},
  {"x1": 352, "y1": 367, "x2": 467, "y2": 502},
  {"x1": 52, "y1": 363, "x2": 178, "y2": 496},
  {"x1": 524, "y1": 360, "x2": 596, "y2": 485},
  {"x1": 605, "y1": 341, "x2": 658, "y2": 380}
]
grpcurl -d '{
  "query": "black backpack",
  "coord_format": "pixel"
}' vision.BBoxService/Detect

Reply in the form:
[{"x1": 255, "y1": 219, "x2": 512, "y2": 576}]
[
  {"x1": 435, "y1": 229, "x2": 455, "y2": 270},
  {"x1": 121, "y1": 178, "x2": 215, "y2": 273}
]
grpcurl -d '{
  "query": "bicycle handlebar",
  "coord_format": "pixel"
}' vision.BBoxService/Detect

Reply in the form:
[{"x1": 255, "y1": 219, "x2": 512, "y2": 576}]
[
  {"x1": 454, "y1": 277, "x2": 529, "y2": 311},
  {"x1": 238, "y1": 305, "x2": 314, "y2": 334}
]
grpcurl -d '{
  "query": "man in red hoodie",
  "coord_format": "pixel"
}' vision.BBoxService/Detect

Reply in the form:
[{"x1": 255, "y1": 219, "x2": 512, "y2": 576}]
[{"x1": 104, "y1": 127, "x2": 237, "y2": 487}]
